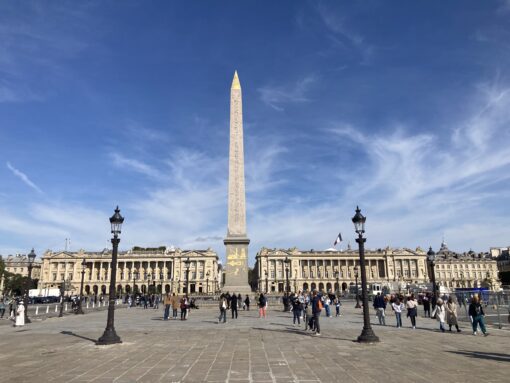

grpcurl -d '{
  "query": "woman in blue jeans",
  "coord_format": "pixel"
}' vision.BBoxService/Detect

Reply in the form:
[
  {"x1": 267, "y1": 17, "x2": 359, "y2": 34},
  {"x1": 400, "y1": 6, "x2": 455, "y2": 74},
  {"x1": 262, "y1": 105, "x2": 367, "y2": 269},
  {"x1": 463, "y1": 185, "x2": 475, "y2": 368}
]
[{"x1": 469, "y1": 296, "x2": 488, "y2": 336}]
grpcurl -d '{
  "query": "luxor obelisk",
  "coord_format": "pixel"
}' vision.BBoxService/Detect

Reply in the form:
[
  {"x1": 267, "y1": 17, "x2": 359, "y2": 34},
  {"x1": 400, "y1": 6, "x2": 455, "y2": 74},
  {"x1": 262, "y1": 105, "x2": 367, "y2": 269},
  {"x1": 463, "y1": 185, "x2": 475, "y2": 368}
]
[{"x1": 223, "y1": 71, "x2": 251, "y2": 294}]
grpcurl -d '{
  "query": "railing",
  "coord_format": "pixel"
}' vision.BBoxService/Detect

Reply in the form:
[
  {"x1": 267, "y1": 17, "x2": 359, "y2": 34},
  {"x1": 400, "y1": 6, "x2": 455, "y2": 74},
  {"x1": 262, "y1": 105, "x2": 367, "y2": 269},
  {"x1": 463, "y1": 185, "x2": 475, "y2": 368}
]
[{"x1": 451, "y1": 290, "x2": 509, "y2": 330}]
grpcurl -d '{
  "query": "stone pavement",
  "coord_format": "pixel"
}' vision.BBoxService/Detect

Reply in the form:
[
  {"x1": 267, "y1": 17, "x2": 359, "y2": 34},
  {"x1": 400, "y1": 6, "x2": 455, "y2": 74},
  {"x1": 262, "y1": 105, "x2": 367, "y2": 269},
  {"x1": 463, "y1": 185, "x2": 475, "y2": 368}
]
[{"x1": 0, "y1": 303, "x2": 509, "y2": 383}]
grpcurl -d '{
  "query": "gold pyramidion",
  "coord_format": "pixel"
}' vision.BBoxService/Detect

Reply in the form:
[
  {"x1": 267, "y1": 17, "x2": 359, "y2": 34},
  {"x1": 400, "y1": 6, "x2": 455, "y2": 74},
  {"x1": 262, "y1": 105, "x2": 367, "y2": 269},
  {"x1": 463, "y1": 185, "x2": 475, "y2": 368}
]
[{"x1": 231, "y1": 70, "x2": 241, "y2": 90}]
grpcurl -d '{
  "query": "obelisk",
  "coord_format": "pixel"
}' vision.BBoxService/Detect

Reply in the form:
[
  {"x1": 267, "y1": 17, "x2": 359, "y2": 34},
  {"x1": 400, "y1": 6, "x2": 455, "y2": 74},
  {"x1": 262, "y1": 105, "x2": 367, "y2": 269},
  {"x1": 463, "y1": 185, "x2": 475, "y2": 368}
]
[{"x1": 223, "y1": 71, "x2": 251, "y2": 294}]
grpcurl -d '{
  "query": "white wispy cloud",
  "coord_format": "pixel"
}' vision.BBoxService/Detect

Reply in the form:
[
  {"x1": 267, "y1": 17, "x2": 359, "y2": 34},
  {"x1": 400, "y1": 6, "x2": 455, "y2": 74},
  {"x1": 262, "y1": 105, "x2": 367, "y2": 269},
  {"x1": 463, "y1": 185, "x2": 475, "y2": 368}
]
[
  {"x1": 6, "y1": 162, "x2": 43, "y2": 193},
  {"x1": 315, "y1": 3, "x2": 374, "y2": 64},
  {"x1": 258, "y1": 75, "x2": 318, "y2": 111},
  {"x1": 110, "y1": 153, "x2": 162, "y2": 179}
]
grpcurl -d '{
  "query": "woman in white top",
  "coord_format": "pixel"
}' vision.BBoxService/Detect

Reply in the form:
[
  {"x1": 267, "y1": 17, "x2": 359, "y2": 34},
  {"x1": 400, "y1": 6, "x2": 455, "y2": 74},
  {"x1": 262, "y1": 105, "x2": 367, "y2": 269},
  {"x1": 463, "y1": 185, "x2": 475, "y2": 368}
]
[
  {"x1": 432, "y1": 298, "x2": 446, "y2": 332},
  {"x1": 391, "y1": 299, "x2": 404, "y2": 328}
]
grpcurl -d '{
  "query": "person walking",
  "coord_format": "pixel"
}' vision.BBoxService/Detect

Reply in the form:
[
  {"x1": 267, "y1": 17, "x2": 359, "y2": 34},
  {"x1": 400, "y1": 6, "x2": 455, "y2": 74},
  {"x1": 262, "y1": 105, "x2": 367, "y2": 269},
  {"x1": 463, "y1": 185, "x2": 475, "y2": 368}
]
[
  {"x1": 218, "y1": 295, "x2": 227, "y2": 323},
  {"x1": 304, "y1": 300, "x2": 313, "y2": 331},
  {"x1": 335, "y1": 296, "x2": 342, "y2": 317},
  {"x1": 258, "y1": 293, "x2": 267, "y2": 319},
  {"x1": 0, "y1": 299, "x2": 5, "y2": 319},
  {"x1": 163, "y1": 293, "x2": 171, "y2": 320},
  {"x1": 324, "y1": 295, "x2": 331, "y2": 318},
  {"x1": 291, "y1": 295, "x2": 302, "y2": 325},
  {"x1": 392, "y1": 298, "x2": 404, "y2": 328},
  {"x1": 422, "y1": 293, "x2": 431, "y2": 318},
  {"x1": 373, "y1": 292, "x2": 386, "y2": 326},
  {"x1": 180, "y1": 297, "x2": 187, "y2": 320},
  {"x1": 432, "y1": 298, "x2": 446, "y2": 332},
  {"x1": 406, "y1": 294, "x2": 418, "y2": 329},
  {"x1": 446, "y1": 296, "x2": 461, "y2": 332},
  {"x1": 469, "y1": 296, "x2": 488, "y2": 336},
  {"x1": 14, "y1": 301, "x2": 25, "y2": 327},
  {"x1": 244, "y1": 295, "x2": 250, "y2": 311},
  {"x1": 170, "y1": 293, "x2": 179, "y2": 320},
  {"x1": 311, "y1": 290, "x2": 322, "y2": 336},
  {"x1": 231, "y1": 293, "x2": 238, "y2": 319}
]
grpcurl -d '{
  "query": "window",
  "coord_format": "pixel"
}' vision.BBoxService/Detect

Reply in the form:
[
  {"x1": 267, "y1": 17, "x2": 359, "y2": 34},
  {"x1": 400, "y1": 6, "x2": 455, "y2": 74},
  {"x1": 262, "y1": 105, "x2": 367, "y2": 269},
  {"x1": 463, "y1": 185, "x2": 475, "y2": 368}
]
[
  {"x1": 271, "y1": 270, "x2": 275, "y2": 278},
  {"x1": 310, "y1": 271, "x2": 314, "y2": 278},
  {"x1": 199, "y1": 272, "x2": 204, "y2": 279},
  {"x1": 52, "y1": 273, "x2": 57, "y2": 281},
  {"x1": 411, "y1": 270, "x2": 416, "y2": 277},
  {"x1": 404, "y1": 270, "x2": 409, "y2": 277}
]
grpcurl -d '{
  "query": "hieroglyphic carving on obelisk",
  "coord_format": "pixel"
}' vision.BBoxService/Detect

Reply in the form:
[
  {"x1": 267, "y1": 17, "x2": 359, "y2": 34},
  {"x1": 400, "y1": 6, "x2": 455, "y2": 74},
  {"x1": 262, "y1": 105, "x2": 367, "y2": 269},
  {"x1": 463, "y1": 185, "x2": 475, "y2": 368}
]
[
  {"x1": 227, "y1": 70, "x2": 246, "y2": 236},
  {"x1": 223, "y1": 71, "x2": 251, "y2": 294}
]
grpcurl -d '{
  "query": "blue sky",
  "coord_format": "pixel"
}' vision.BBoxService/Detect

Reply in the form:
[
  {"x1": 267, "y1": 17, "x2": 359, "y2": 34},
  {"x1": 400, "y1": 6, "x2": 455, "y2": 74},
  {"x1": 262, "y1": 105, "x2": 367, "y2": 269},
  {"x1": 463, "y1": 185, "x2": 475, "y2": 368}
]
[{"x1": 1, "y1": 1, "x2": 510, "y2": 264}]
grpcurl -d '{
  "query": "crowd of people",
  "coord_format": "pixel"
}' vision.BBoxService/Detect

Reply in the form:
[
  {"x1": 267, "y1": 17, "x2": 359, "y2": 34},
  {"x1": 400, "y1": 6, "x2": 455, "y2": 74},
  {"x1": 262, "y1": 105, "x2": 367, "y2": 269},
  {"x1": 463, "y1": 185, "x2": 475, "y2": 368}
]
[{"x1": 372, "y1": 291, "x2": 490, "y2": 336}]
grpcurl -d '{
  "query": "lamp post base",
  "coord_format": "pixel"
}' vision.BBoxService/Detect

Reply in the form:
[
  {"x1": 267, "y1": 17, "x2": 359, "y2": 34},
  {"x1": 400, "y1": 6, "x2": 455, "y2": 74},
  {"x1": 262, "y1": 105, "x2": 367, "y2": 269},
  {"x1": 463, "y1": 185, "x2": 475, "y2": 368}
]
[
  {"x1": 355, "y1": 300, "x2": 362, "y2": 309},
  {"x1": 96, "y1": 328, "x2": 122, "y2": 345},
  {"x1": 357, "y1": 327, "x2": 380, "y2": 343}
]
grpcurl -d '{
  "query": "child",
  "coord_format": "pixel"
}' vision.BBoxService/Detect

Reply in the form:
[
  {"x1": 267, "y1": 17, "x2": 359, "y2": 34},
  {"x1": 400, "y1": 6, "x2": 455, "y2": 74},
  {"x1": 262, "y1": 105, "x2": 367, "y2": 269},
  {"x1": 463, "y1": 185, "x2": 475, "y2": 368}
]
[{"x1": 335, "y1": 297, "x2": 342, "y2": 317}]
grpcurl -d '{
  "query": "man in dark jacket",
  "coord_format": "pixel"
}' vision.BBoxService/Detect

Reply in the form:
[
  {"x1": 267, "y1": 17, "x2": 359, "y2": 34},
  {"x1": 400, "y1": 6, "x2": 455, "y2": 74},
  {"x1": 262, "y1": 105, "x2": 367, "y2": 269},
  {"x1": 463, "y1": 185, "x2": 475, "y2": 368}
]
[
  {"x1": 373, "y1": 292, "x2": 386, "y2": 325},
  {"x1": 230, "y1": 293, "x2": 238, "y2": 319},
  {"x1": 311, "y1": 290, "x2": 322, "y2": 336}
]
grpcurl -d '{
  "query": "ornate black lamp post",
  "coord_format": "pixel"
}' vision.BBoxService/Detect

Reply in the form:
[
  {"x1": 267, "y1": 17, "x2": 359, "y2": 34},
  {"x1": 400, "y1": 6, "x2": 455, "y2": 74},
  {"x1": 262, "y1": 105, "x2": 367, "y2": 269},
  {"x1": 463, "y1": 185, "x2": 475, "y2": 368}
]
[
  {"x1": 132, "y1": 271, "x2": 138, "y2": 296},
  {"x1": 97, "y1": 206, "x2": 124, "y2": 345},
  {"x1": 159, "y1": 272, "x2": 164, "y2": 297},
  {"x1": 23, "y1": 248, "x2": 36, "y2": 323},
  {"x1": 335, "y1": 271, "x2": 340, "y2": 295},
  {"x1": 184, "y1": 258, "x2": 191, "y2": 296},
  {"x1": 427, "y1": 247, "x2": 437, "y2": 299},
  {"x1": 76, "y1": 258, "x2": 86, "y2": 314},
  {"x1": 59, "y1": 279, "x2": 68, "y2": 317},
  {"x1": 206, "y1": 271, "x2": 210, "y2": 294},
  {"x1": 284, "y1": 257, "x2": 291, "y2": 294},
  {"x1": 264, "y1": 270, "x2": 268, "y2": 293},
  {"x1": 354, "y1": 266, "x2": 361, "y2": 308},
  {"x1": 352, "y1": 206, "x2": 379, "y2": 343}
]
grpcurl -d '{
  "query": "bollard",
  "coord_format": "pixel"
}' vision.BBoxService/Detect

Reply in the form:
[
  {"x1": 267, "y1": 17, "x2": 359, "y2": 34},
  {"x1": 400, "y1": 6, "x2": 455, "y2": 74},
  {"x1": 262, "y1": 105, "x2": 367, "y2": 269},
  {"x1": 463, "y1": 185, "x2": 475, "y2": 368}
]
[
  {"x1": 92, "y1": 302, "x2": 95, "y2": 308},
  {"x1": 86, "y1": 302, "x2": 89, "y2": 309},
  {"x1": 46, "y1": 306, "x2": 50, "y2": 314},
  {"x1": 65, "y1": 303, "x2": 68, "y2": 311},
  {"x1": 55, "y1": 305, "x2": 58, "y2": 313},
  {"x1": 35, "y1": 306, "x2": 39, "y2": 315}
]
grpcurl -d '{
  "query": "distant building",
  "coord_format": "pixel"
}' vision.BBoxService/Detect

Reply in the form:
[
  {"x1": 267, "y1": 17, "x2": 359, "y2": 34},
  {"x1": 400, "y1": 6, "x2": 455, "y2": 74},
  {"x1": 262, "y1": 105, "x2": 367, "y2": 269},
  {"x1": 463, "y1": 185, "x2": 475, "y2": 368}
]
[
  {"x1": 490, "y1": 246, "x2": 510, "y2": 284},
  {"x1": 38, "y1": 247, "x2": 220, "y2": 297},
  {"x1": 3, "y1": 253, "x2": 41, "y2": 280},
  {"x1": 254, "y1": 246, "x2": 430, "y2": 293},
  {"x1": 430, "y1": 242, "x2": 500, "y2": 291}
]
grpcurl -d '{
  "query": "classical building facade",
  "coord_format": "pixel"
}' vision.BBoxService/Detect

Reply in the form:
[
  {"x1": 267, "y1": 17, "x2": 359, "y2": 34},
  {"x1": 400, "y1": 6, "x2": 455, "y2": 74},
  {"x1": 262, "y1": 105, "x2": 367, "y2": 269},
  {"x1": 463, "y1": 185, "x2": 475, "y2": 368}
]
[
  {"x1": 255, "y1": 246, "x2": 430, "y2": 293},
  {"x1": 429, "y1": 242, "x2": 500, "y2": 291},
  {"x1": 38, "y1": 247, "x2": 220, "y2": 296},
  {"x1": 3, "y1": 254, "x2": 41, "y2": 280}
]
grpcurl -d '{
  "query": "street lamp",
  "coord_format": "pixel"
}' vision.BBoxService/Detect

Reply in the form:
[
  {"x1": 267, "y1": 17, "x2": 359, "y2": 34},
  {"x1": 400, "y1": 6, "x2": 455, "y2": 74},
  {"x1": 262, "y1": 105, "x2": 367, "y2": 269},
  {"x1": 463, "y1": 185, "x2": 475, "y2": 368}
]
[
  {"x1": 335, "y1": 270, "x2": 340, "y2": 296},
  {"x1": 132, "y1": 271, "x2": 138, "y2": 297},
  {"x1": 354, "y1": 266, "x2": 361, "y2": 308},
  {"x1": 427, "y1": 247, "x2": 437, "y2": 299},
  {"x1": 24, "y1": 248, "x2": 36, "y2": 323},
  {"x1": 264, "y1": 270, "x2": 268, "y2": 293},
  {"x1": 284, "y1": 257, "x2": 291, "y2": 295},
  {"x1": 97, "y1": 206, "x2": 124, "y2": 345},
  {"x1": 59, "y1": 279, "x2": 69, "y2": 317},
  {"x1": 206, "y1": 271, "x2": 210, "y2": 294},
  {"x1": 76, "y1": 258, "x2": 87, "y2": 315},
  {"x1": 159, "y1": 272, "x2": 164, "y2": 297},
  {"x1": 184, "y1": 258, "x2": 191, "y2": 296},
  {"x1": 352, "y1": 206, "x2": 379, "y2": 343}
]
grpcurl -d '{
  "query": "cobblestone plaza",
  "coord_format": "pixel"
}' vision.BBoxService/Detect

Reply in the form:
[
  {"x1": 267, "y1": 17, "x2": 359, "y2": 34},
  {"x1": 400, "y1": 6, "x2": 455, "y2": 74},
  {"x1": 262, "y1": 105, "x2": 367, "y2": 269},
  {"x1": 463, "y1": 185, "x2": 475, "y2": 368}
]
[{"x1": 0, "y1": 303, "x2": 508, "y2": 383}]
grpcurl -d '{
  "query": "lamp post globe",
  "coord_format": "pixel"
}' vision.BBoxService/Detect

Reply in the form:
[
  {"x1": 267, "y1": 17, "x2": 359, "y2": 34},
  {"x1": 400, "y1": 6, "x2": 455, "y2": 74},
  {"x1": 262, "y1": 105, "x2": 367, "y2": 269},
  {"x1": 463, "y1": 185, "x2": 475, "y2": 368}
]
[
  {"x1": 351, "y1": 206, "x2": 379, "y2": 343},
  {"x1": 24, "y1": 248, "x2": 37, "y2": 323},
  {"x1": 97, "y1": 206, "x2": 124, "y2": 345}
]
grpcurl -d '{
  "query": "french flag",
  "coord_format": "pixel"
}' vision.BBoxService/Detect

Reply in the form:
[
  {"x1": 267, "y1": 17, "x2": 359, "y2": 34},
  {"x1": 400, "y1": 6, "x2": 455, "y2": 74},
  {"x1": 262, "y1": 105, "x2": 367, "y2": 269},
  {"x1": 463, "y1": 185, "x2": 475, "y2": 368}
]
[{"x1": 333, "y1": 233, "x2": 342, "y2": 246}]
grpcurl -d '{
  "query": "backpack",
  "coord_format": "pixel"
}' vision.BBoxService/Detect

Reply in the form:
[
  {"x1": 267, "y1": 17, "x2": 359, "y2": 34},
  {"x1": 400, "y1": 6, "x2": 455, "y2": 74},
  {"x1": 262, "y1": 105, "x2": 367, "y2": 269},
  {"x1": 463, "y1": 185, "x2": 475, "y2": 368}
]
[{"x1": 317, "y1": 298, "x2": 323, "y2": 310}]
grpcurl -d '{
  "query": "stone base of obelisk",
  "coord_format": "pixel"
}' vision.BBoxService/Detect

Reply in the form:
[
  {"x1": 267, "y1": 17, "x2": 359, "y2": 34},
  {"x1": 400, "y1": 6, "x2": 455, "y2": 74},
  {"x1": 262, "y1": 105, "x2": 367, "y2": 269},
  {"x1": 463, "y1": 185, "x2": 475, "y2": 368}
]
[{"x1": 222, "y1": 236, "x2": 252, "y2": 295}]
